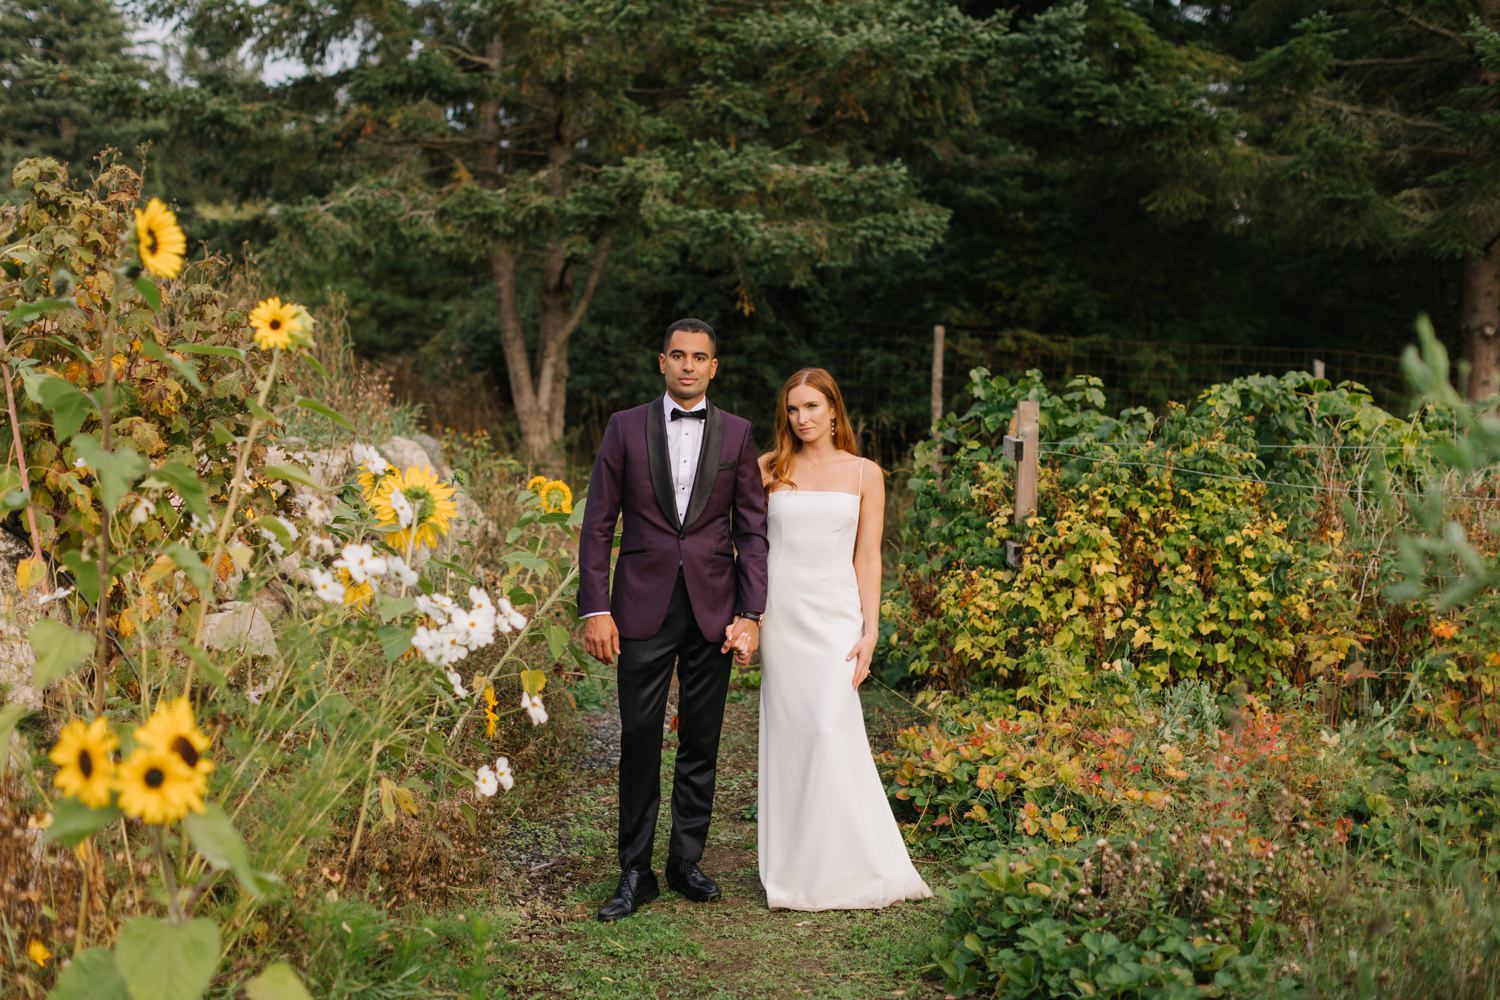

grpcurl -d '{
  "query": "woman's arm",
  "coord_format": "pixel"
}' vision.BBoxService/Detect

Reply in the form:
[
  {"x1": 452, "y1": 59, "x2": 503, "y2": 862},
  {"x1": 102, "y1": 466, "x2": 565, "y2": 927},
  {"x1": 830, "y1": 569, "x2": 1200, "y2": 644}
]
[{"x1": 847, "y1": 458, "x2": 885, "y2": 687}]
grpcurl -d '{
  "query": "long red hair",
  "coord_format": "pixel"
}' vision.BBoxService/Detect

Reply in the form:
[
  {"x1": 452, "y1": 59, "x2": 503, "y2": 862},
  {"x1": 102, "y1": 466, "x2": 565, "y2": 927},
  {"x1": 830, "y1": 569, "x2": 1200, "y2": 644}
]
[{"x1": 765, "y1": 368, "x2": 860, "y2": 493}]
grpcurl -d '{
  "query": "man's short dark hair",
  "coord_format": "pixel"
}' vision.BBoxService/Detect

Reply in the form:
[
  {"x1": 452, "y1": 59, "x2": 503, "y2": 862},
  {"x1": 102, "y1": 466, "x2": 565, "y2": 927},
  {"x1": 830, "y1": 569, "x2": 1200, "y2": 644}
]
[{"x1": 663, "y1": 318, "x2": 717, "y2": 356}]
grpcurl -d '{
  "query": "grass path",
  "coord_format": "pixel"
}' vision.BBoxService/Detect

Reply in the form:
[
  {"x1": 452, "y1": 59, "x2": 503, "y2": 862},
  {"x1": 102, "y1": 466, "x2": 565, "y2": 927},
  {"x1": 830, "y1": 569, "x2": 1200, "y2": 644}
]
[{"x1": 490, "y1": 680, "x2": 959, "y2": 999}]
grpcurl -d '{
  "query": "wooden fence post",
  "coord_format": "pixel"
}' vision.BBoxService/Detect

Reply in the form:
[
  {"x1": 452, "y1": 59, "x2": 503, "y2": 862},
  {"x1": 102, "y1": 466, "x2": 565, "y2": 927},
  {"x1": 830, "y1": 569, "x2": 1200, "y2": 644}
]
[
  {"x1": 1003, "y1": 399, "x2": 1039, "y2": 567},
  {"x1": 930, "y1": 324, "x2": 945, "y2": 472}
]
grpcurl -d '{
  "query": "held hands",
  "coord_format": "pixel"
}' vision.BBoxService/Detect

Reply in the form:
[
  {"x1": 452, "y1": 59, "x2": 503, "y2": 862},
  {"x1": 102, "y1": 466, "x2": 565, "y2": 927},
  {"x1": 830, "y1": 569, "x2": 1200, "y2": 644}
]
[
  {"x1": 583, "y1": 614, "x2": 622, "y2": 666},
  {"x1": 846, "y1": 631, "x2": 876, "y2": 689},
  {"x1": 721, "y1": 617, "x2": 760, "y2": 665}
]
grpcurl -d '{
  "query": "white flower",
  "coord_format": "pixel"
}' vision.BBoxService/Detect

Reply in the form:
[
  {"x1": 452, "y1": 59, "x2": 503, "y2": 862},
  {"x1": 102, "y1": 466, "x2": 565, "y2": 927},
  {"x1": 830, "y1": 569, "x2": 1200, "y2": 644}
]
[
  {"x1": 411, "y1": 625, "x2": 445, "y2": 663},
  {"x1": 263, "y1": 445, "x2": 288, "y2": 468},
  {"x1": 474, "y1": 765, "x2": 499, "y2": 798},
  {"x1": 294, "y1": 491, "x2": 333, "y2": 527},
  {"x1": 468, "y1": 587, "x2": 494, "y2": 614},
  {"x1": 352, "y1": 443, "x2": 389, "y2": 476},
  {"x1": 386, "y1": 555, "x2": 419, "y2": 588},
  {"x1": 129, "y1": 499, "x2": 152, "y2": 525},
  {"x1": 333, "y1": 543, "x2": 387, "y2": 583},
  {"x1": 73, "y1": 456, "x2": 89, "y2": 470},
  {"x1": 247, "y1": 679, "x2": 272, "y2": 705},
  {"x1": 521, "y1": 691, "x2": 548, "y2": 726},
  {"x1": 415, "y1": 593, "x2": 455, "y2": 626},
  {"x1": 498, "y1": 597, "x2": 528, "y2": 632},
  {"x1": 308, "y1": 568, "x2": 345, "y2": 604},
  {"x1": 445, "y1": 668, "x2": 469, "y2": 698},
  {"x1": 388, "y1": 487, "x2": 415, "y2": 528},
  {"x1": 308, "y1": 534, "x2": 336, "y2": 558},
  {"x1": 456, "y1": 606, "x2": 497, "y2": 649},
  {"x1": 259, "y1": 516, "x2": 299, "y2": 556},
  {"x1": 494, "y1": 756, "x2": 514, "y2": 791},
  {"x1": 191, "y1": 513, "x2": 216, "y2": 535},
  {"x1": 36, "y1": 586, "x2": 74, "y2": 606}
]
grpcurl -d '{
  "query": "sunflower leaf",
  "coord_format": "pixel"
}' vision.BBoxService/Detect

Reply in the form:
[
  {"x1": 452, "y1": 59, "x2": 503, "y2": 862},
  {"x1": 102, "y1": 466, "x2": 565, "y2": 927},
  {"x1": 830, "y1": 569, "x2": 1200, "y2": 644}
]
[
  {"x1": 71, "y1": 434, "x2": 147, "y2": 510},
  {"x1": 115, "y1": 917, "x2": 220, "y2": 1000},
  {"x1": 140, "y1": 338, "x2": 202, "y2": 392},
  {"x1": 30, "y1": 620, "x2": 94, "y2": 686},
  {"x1": 262, "y1": 464, "x2": 319, "y2": 489},
  {"x1": 245, "y1": 962, "x2": 314, "y2": 1000},
  {"x1": 46, "y1": 947, "x2": 127, "y2": 1000},
  {"x1": 5, "y1": 296, "x2": 73, "y2": 325},
  {"x1": 44, "y1": 796, "x2": 122, "y2": 846},
  {"x1": 177, "y1": 342, "x2": 245, "y2": 361},
  {"x1": 133, "y1": 277, "x2": 161, "y2": 311},
  {"x1": 0, "y1": 703, "x2": 29, "y2": 773},
  {"x1": 140, "y1": 462, "x2": 211, "y2": 521},
  {"x1": 164, "y1": 542, "x2": 212, "y2": 594},
  {"x1": 35, "y1": 375, "x2": 96, "y2": 442},
  {"x1": 184, "y1": 804, "x2": 264, "y2": 898},
  {"x1": 294, "y1": 396, "x2": 354, "y2": 431}
]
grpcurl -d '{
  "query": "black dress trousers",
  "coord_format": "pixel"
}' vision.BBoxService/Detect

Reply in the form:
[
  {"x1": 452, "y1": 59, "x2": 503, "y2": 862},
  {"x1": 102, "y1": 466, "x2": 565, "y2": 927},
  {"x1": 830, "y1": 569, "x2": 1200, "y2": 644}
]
[{"x1": 615, "y1": 572, "x2": 733, "y2": 872}]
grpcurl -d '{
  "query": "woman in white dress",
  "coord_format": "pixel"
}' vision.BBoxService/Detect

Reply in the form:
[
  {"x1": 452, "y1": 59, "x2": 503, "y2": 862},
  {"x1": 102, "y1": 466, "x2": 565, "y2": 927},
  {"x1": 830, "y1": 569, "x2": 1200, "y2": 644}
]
[{"x1": 744, "y1": 367, "x2": 931, "y2": 911}]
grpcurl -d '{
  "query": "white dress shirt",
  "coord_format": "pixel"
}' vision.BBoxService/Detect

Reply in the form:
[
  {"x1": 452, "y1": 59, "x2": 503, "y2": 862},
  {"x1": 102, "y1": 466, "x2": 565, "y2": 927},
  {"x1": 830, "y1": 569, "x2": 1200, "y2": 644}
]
[{"x1": 664, "y1": 393, "x2": 707, "y2": 522}]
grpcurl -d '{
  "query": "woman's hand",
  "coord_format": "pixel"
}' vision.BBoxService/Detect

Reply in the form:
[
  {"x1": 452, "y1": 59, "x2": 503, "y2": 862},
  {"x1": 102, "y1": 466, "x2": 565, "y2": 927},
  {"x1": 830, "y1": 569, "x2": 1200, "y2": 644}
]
[{"x1": 846, "y1": 631, "x2": 876, "y2": 688}]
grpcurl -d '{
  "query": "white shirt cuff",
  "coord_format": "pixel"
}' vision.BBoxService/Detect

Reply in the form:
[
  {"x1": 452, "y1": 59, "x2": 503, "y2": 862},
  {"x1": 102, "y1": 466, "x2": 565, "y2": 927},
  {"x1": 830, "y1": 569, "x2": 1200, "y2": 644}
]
[{"x1": 581, "y1": 611, "x2": 611, "y2": 619}]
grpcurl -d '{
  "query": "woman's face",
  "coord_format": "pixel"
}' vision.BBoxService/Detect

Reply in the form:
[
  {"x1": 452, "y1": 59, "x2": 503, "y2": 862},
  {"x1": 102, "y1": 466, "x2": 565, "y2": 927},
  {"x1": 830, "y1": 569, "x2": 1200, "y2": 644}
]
[{"x1": 786, "y1": 383, "x2": 834, "y2": 445}]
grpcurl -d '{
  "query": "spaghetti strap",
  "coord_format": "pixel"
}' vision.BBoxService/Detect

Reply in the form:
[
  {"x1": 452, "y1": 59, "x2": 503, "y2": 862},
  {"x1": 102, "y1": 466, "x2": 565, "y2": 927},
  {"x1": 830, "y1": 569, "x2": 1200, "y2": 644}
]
[{"x1": 856, "y1": 457, "x2": 864, "y2": 497}]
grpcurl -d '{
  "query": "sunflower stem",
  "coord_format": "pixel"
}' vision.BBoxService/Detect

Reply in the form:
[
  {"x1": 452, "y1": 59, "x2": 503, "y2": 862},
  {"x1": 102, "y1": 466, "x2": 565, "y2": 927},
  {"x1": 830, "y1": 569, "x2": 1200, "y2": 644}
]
[
  {"x1": 185, "y1": 347, "x2": 281, "y2": 693},
  {"x1": 153, "y1": 826, "x2": 183, "y2": 922},
  {"x1": 92, "y1": 274, "x2": 124, "y2": 715}
]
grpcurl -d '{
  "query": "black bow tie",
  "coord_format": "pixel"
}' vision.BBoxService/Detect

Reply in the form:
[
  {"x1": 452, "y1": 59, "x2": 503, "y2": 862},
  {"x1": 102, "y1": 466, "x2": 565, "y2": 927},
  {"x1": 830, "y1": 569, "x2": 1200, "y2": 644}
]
[{"x1": 670, "y1": 407, "x2": 706, "y2": 421}]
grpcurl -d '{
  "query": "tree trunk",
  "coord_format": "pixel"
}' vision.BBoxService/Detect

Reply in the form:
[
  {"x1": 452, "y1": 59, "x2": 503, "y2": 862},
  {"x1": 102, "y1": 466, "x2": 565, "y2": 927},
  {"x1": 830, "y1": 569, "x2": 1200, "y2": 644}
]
[{"x1": 1463, "y1": 242, "x2": 1500, "y2": 401}]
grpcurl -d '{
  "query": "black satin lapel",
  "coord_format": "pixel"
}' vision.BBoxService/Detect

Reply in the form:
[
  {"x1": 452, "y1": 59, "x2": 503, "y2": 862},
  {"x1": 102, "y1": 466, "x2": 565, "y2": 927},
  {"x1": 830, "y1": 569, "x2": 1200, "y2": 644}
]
[
  {"x1": 682, "y1": 402, "x2": 723, "y2": 532},
  {"x1": 646, "y1": 401, "x2": 680, "y2": 529}
]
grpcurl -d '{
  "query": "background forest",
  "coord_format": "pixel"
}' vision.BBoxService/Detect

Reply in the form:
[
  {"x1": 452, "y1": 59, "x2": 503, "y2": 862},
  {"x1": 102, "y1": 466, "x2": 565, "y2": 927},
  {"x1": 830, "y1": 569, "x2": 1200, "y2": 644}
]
[{"x1": 8, "y1": 0, "x2": 1498, "y2": 460}]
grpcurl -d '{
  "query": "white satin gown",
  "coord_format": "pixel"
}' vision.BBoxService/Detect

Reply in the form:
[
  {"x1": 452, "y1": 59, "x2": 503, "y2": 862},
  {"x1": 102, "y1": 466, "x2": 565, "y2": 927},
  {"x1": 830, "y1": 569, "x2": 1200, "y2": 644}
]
[{"x1": 757, "y1": 474, "x2": 932, "y2": 911}]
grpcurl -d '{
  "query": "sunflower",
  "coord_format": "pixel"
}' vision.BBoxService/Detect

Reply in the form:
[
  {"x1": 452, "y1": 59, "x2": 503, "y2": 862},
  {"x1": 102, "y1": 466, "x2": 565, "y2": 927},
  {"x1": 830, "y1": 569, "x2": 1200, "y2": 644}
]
[
  {"x1": 372, "y1": 465, "x2": 458, "y2": 550},
  {"x1": 48, "y1": 717, "x2": 117, "y2": 808},
  {"x1": 134, "y1": 198, "x2": 186, "y2": 280},
  {"x1": 116, "y1": 745, "x2": 203, "y2": 824},
  {"x1": 248, "y1": 297, "x2": 306, "y2": 351},
  {"x1": 525, "y1": 474, "x2": 549, "y2": 494},
  {"x1": 358, "y1": 463, "x2": 395, "y2": 503},
  {"x1": 539, "y1": 479, "x2": 573, "y2": 514},
  {"x1": 134, "y1": 697, "x2": 213, "y2": 798},
  {"x1": 338, "y1": 567, "x2": 374, "y2": 608}
]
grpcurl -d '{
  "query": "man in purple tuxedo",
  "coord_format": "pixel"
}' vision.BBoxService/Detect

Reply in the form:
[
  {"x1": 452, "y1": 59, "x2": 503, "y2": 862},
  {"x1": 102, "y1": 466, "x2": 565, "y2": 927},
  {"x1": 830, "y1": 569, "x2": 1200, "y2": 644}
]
[{"x1": 578, "y1": 318, "x2": 769, "y2": 921}]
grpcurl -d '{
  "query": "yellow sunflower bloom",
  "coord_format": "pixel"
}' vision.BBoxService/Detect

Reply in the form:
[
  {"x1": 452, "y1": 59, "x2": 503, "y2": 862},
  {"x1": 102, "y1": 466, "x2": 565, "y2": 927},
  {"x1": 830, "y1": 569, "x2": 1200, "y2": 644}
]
[
  {"x1": 116, "y1": 745, "x2": 204, "y2": 824},
  {"x1": 248, "y1": 297, "x2": 306, "y2": 351},
  {"x1": 372, "y1": 465, "x2": 458, "y2": 550},
  {"x1": 526, "y1": 475, "x2": 549, "y2": 493},
  {"x1": 540, "y1": 479, "x2": 573, "y2": 514},
  {"x1": 358, "y1": 464, "x2": 395, "y2": 503},
  {"x1": 338, "y1": 567, "x2": 374, "y2": 608},
  {"x1": 134, "y1": 198, "x2": 186, "y2": 280},
  {"x1": 48, "y1": 717, "x2": 117, "y2": 809},
  {"x1": 134, "y1": 696, "x2": 213, "y2": 799}
]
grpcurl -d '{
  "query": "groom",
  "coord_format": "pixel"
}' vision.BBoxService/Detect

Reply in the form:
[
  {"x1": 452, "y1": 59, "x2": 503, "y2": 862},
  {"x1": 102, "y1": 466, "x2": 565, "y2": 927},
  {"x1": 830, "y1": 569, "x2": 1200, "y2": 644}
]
[{"x1": 578, "y1": 318, "x2": 768, "y2": 921}]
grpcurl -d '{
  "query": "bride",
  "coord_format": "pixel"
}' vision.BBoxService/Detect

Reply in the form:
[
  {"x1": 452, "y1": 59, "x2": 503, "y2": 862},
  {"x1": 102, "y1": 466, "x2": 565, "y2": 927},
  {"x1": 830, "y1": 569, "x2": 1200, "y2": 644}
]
[{"x1": 739, "y1": 367, "x2": 931, "y2": 911}]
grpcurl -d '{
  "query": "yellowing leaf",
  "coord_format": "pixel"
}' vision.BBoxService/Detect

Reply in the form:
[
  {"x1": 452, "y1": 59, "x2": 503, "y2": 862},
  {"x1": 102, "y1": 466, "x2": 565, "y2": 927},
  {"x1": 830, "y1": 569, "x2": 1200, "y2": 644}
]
[
  {"x1": 519, "y1": 668, "x2": 547, "y2": 696},
  {"x1": 15, "y1": 557, "x2": 42, "y2": 592}
]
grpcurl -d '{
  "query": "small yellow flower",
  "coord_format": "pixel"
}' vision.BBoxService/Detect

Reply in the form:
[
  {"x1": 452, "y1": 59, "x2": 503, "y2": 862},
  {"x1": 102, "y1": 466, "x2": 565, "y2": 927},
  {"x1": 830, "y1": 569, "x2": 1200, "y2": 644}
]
[
  {"x1": 483, "y1": 686, "x2": 499, "y2": 738},
  {"x1": 48, "y1": 717, "x2": 117, "y2": 809},
  {"x1": 116, "y1": 745, "x2": 203, "y2": 824},
  {"x1": 526, "y1": 475, "x2": 549, "y2": 493},
  {"x1": 248, "y1": 297, "x2": 305, "y2": 351},
  {"x1": 539, "y1": 479, "x2": 572, "y2": 514},
  {"x1": 134, "y1": 697, "x2": 213, "y2": 798},
  {"x1": 134, "y1": 198, "x2": 186, "y2": 280},
  {"x1": 338, "y1": 567, "x2": 374, "y2": 608},
  {"x1": 27, "y1": 939, "x2": 50, "y2": 968}
]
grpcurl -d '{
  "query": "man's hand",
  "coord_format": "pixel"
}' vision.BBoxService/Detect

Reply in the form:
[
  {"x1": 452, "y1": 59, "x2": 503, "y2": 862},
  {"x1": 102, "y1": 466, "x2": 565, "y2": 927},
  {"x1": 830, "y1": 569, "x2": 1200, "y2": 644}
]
[
  {"x1": 584, "y1": 614, "x2": 621, "y2": 665},
  {"x1": 721, "y1": 617, "x2": 760, "y2": 665}
]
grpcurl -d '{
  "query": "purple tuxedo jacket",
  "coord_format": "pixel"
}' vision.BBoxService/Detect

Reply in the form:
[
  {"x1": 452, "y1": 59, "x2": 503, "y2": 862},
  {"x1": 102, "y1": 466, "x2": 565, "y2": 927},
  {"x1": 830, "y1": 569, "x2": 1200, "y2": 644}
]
[{"x1": 578, "y1": 399, "x2": 768, "y2": 643}]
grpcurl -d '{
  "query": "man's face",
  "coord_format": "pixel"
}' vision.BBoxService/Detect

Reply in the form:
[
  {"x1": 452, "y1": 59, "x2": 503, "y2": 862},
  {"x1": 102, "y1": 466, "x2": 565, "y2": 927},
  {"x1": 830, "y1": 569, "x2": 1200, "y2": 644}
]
[{"x1": 659, "y1": 331, "x2": 718, "y2": 402}]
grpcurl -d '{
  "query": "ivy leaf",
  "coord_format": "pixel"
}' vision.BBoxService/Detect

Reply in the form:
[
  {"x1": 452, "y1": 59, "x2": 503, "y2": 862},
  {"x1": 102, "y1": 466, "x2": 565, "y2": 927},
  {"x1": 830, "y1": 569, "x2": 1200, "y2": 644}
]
[{"x1": 140, "y1": 339, "x2": 203, "y2": 392}]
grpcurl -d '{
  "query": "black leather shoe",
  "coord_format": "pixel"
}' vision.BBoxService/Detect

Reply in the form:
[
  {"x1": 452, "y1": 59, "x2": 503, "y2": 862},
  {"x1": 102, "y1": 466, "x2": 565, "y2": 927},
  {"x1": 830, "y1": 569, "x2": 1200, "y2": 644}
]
[
  {"x1": 597, "y1": 868, "x2": 660, "y2": 922},
  {"x1": 665, "y1": 856, "x2": 722, "y2": 902}
]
